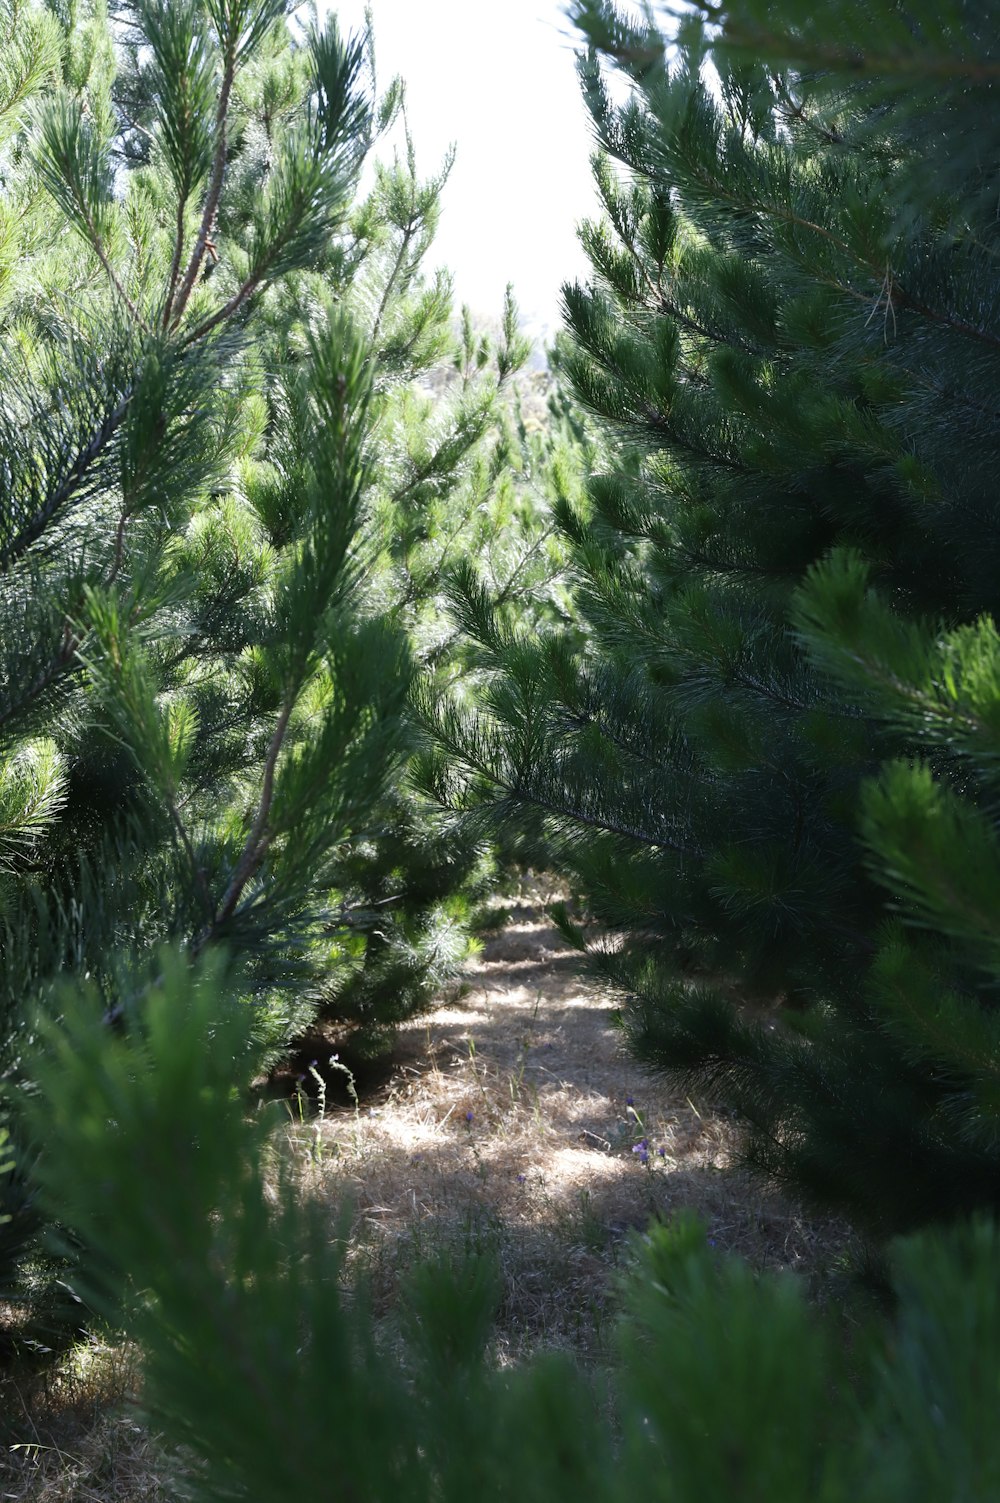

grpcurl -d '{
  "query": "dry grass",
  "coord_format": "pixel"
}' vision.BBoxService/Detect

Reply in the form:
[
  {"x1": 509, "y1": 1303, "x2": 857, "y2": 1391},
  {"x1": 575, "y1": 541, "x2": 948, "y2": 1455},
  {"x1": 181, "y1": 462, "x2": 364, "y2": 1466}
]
[
  {"x1": 0, "y1": 1339, "x2": 170, "y2": 1502},
  {"x1": 1, "y1": 896, "x2": 849, "y2": 1497},
  {"x1": 283, "y1": 897, "x2": 850, "y2": 1362}
]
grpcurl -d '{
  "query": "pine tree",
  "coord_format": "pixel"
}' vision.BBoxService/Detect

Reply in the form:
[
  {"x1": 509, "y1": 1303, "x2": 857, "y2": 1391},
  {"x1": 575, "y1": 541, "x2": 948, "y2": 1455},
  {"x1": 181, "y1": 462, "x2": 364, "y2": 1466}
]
[
  {"x1": 431, "y1": 0, "x2": 1000, "y2": 1233},
  {"x1": 0, "y1": 0, "x2": 558, "y2": 1334},
  {"x1": 0, "y1": 0, "x2": 401, "y2": 1330}
]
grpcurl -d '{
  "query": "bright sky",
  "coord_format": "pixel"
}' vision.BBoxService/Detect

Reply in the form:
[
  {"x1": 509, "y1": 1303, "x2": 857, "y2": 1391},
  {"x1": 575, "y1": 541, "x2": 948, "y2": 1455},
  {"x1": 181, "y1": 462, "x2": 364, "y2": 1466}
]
[{"x1": 331, "y1": 1, "x2": 600, "y2": 334}]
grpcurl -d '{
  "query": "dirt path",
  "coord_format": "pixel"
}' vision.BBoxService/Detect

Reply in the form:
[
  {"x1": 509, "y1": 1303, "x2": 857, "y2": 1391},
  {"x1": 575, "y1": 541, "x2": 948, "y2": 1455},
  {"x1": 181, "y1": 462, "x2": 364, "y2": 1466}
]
[{"x1": 298, "y1": 899, "x2": 843, "y2": 1360}]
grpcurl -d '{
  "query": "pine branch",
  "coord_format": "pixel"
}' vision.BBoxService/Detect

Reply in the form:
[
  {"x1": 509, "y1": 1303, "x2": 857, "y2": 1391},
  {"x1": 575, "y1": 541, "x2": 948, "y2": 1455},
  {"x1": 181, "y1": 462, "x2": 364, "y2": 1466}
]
[
  {"x1": 372, "y1": 217, "x2": 417, "y2": 348},
  {"x1": 771, "y1": 75, "x2": 845, "y2": 146},
  {"x1": 617, "y1": 122, "x2": 1000, "y2": 353},
  {"x1": 82, "y1": 217, "x2": 147, "y2": 331},
  {"x1": 0, "y1": 622, "x2": 79, "y2": 739},
  {"x1": 210, "y1": 698, "x2": 292, "y2": 932},
  {"x1": 0, "y1": 392, "x2": 131, "y2": 574},
  {"x1": 710, "y1": 16, "x2": 1000, "y2": 84},
  {"x1": 179, "y1": 265, "x2": 263, "y2": 346},
  {"x1": 513, "y1": 783, "x2": 697, "y2": 855},
  {"x1": 162, "y1": 194, "x2": 189, "y2": 331},
  {"x1": 168, "y1": 50, "x2": 236, "y2": 330},
  {"x1": 179, "y1": 170, "x2": 323, "y2": 347}
]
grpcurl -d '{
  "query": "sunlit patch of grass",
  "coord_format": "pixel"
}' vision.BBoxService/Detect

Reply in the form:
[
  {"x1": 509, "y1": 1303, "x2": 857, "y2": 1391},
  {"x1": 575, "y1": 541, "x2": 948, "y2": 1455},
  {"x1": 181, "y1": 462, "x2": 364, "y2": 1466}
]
[
  {"x1": 0, "y1": 1337, "x2": 172, "y2": 1502},
  {"x1": 281, "y1": 897, "x2": 851, "y2": 1362}
]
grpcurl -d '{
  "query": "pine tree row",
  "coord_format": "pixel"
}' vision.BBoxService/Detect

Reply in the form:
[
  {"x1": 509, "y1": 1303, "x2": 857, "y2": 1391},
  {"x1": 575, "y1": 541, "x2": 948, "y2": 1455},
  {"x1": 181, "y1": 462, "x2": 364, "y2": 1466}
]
[
  {"x1": 434, "y1": 0, "x2": 1000, "y2": 1237},
  {"x1": 0, "y1": 0, "x2": 573, "y2": 1325},
  {"x1": 4, "y1": 0, "x2": 1000, "y2": 1496}
]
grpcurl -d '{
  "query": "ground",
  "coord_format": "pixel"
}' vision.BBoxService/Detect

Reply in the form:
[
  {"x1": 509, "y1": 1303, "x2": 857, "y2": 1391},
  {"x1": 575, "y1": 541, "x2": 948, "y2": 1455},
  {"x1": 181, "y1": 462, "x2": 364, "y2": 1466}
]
[
  {"x1": 0, "y1": 897, "x2": 847, "y2": 1499},
  {"x1": 299, "y1": 897, "x2": 846, "y2": 1361}
]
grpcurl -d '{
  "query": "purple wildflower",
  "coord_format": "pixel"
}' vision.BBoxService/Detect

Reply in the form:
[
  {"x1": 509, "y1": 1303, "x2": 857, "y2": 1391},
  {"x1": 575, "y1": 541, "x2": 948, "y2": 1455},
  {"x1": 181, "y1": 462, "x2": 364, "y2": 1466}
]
[{"x1": 465, "y1": 1110, "x2": 474, "y2": 1124}]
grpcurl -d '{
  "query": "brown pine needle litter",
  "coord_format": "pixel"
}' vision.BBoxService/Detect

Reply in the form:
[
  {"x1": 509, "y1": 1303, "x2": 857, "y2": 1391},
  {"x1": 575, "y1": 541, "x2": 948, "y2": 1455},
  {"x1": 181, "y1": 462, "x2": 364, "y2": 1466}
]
[{"x1": 1, "y1": 896, "x2": 848, "y2": 1500}]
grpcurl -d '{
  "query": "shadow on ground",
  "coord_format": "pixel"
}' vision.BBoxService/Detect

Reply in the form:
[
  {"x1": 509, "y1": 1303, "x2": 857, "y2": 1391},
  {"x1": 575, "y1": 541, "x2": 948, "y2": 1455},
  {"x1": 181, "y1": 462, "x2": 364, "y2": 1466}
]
[{"x1": 273, "y1": 901, "x2": 850, "y2": 1358}]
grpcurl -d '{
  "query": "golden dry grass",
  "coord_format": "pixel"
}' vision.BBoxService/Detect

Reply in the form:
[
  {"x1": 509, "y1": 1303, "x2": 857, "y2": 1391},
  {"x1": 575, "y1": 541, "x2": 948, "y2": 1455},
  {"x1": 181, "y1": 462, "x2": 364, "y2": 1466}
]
[
  {"x1": 0, "y1": 1339, "x2": 170, "y2": 1502},
  {"x1": 286, "y1": 898, "x2": 849, "y2": 1361}
]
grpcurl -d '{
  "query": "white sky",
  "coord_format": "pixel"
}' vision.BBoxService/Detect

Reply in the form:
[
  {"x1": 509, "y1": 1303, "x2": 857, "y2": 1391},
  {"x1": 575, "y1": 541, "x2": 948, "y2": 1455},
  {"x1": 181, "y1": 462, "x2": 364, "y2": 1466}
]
[{"x1": 331, "y1": 1, "x2": 600, "y2": 333}]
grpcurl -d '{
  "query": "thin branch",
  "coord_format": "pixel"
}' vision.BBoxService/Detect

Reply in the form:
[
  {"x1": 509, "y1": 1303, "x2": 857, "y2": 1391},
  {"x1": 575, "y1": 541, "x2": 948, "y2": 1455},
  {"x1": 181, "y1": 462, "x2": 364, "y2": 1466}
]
[
  {"x1": 0, "y1": 392, "x2": 132, "y2": 573},
  {"x1": 602, "y1": 8, "x2": 998, "y2": 85},
  {"x1": 105, "y1": 503, "x2": 133, "y2": 586},
  {"x1": 70, "y1": 190, "x2": 147, "y2": 329},
  {"x1": 492, "y1": 526, "x2": 559, "y2": 609},
  {"x1": 169, "y1": 52, "x2": 237, "y2": 330},
  {"x1": 180, "y1": 168, "x2": 330, "y2": 347},
  {"x1": 162, "y1": 194, "x2": 189, "y2": 331},
  {"x1": 512, "y1": 784, "x2": 696, "y2": 856},
  {"x1": 211, "y1": 698, "x2": 293, "y2": 929},
  {"x1": 771, "y1": 75, "x2": 844, "y2": 146},
  {"x1": 371, "y1": 219, "x2": 416, "y2": 348},
  {"x1": 717, "y1": 23, "x2": 1000, "y2": 85},
  {"x1": 0, "y1": 623, "x2": 79, "y2": 737},
  {"x1": 180, "y1": 268, "x2": 264, "y2": 346},
  {"x1": 165, "y1": 794, "x2": 215, "y2": 921},
  {"x1": 677, "y1": 158, "x2": 1000, "y2": 352}
]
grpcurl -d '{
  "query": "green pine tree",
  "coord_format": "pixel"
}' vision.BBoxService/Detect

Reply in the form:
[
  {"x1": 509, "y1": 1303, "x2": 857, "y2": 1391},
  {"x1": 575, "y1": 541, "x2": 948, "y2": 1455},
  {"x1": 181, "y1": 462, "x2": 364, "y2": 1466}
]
[
  {"x1": 0, "y1": 0, "x2": 563, "y2": 1337},
  {"x1": 0, "y1": 0, "x2": 406, "y2": 1333},
  {"x1": 431, "y1": 0, "x2": 1000, "y2": 1234}
]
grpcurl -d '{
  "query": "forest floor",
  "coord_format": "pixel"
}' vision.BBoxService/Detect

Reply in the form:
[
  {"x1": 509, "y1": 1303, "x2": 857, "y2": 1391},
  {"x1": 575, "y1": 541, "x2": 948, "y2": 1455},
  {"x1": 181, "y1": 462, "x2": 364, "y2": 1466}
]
[
  {"x1": 1, "y1": 893, "x2": 849, "y2": 1500},
  {"x1": 289, "y1": 892, "x2": 848, "y2": 1362}
]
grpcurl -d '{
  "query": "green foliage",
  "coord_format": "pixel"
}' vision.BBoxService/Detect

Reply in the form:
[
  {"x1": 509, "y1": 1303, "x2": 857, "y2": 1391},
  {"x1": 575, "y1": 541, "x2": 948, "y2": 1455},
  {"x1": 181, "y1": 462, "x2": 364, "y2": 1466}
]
[
  {"x1": 694, "y1": 0, "x2": 1000, "y2": 229},
  {"x1": 428, "y1": 0, "x2": 1000, "y2": 1234},
  {"x1": 18, "y1": 953, "x2": 1000, "y2": 1501},
  {"x1": 0, "y1": 3, "x2": 60, "y2": 146},
  {"x1": 0, "y1": 1124, "x2": 11, "y2": 1225},
  {"x1": 0, "y1": 0, "x2": 571, "y2": 1342}
]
